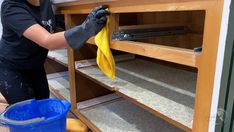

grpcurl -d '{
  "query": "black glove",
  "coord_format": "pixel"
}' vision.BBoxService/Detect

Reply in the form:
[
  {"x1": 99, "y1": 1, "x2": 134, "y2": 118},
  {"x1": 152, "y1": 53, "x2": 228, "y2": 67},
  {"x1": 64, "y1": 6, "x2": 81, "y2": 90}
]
[{"x1": 64, "y1": 5, "x2": 110, "y2": 49}]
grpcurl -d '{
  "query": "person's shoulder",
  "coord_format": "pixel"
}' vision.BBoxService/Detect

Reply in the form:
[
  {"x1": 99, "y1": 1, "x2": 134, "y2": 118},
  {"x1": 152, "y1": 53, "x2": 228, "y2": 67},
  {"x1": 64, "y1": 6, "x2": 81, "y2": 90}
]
[
  {"x1": 2, "y1": 0, "x2": 26, "y2": 10},
  {"x1": 1, "y1": 0, "x2": 27, "y2": 14}
]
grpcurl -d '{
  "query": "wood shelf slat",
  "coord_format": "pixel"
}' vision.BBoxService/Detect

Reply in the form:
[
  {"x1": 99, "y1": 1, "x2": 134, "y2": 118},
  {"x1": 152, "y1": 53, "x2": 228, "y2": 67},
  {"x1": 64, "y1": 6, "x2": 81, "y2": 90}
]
[
  {"x1": 47, "y1": 71, "x2": 68, "y2": 80},
  {"x1": 87, "y1": 38, "x2": 197, "y2": 67},
  {"x1": 76, "y1": 59, "x2": 196, "y2": 131},
  {"x1": 112, "y1": 41, "x2": 197, "y2": 67},
  {"x1": 47, "y1": 49, "x2": 68, "y2": 66},
  {"x1": 79, "y1": 97, "x2": 183, "y2": 132}
]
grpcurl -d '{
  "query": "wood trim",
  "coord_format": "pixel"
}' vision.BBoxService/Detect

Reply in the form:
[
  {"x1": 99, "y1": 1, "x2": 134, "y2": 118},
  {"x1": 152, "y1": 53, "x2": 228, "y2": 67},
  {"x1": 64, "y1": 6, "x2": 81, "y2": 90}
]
[
  {"x1": 58, "y1": 0, "x2": 213, "y2": 14},
  {"x1": 65, "y1": 14, "x2": 78, "y2": 110},
  {"x1": 68, "y1": 48, "x2": 77, "y2": 110},
  {"x1": 193, "y1": 1, "x2": 224, "y2": 132}
]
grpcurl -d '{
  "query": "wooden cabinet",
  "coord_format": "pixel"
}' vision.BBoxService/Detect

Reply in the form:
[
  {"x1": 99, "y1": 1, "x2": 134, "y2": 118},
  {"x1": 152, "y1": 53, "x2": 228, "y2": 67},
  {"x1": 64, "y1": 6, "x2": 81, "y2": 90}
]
[{"x1": 48, "y1": 0, "x2": 225, "y2": 132}]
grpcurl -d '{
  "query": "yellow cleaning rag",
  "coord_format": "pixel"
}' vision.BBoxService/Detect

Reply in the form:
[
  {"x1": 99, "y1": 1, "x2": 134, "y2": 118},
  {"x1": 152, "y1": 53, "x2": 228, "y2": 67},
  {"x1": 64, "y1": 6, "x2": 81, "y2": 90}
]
[{"x1": 95, "y1": 17, "x2": 116, "y2": 79}]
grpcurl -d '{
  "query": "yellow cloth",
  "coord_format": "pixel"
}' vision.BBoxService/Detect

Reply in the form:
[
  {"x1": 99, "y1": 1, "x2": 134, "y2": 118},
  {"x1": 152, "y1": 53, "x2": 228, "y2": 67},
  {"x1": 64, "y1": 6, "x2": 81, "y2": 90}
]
[{"x1": 95, "y1": 17, "x2": 116, "y2": 79}]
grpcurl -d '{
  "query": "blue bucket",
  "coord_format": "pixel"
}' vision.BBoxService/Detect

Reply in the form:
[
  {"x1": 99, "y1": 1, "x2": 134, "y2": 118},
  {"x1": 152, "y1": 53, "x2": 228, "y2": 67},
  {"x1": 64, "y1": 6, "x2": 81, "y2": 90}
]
[{"x1": 0, "y1": 98, "x2": 71, "y2": 132}]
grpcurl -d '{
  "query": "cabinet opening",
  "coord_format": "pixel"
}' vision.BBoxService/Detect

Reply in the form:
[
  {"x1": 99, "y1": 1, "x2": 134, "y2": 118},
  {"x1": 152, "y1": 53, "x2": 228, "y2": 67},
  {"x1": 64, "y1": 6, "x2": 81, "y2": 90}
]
[
  {"x1": 70, "y1": 14, "x2": 87, "y2": 25},
  {"x1": 55, "y1": 14, "x2": 65, "y2": 32},
  {"x1": 114, "y1": 10, "x2": 205, "y2": 50}
]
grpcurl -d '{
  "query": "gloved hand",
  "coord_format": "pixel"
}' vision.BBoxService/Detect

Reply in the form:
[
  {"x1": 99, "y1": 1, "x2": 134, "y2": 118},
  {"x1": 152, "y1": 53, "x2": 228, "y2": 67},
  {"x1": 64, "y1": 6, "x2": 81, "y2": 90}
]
[{"x1": 65, "y1": 5, "x2": 110, "y2": 49}]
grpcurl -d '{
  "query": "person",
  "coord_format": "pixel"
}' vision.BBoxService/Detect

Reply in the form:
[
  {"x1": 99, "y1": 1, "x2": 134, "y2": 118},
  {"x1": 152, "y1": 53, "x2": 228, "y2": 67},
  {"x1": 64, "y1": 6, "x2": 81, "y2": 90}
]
[{"x1": 0, "y1": 0, "x2": 109, "y2": 105}]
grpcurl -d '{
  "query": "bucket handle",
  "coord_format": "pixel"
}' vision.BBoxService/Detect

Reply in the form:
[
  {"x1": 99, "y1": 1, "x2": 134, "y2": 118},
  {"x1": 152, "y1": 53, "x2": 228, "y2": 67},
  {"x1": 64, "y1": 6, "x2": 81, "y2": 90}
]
[
  {"x1": 0, "y1": 99, "x2": 45, "y2": 126},
  {"x1": 0, "y1": 115, "x2": 45, "y2": 126},
  {"x1": 61, "y1": 100, "x2": 71, "y2": 110}
]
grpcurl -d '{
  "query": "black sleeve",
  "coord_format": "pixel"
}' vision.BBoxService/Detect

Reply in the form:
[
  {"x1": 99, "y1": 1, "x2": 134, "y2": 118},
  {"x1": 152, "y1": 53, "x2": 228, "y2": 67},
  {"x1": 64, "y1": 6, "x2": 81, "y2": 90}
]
[{"x1": 2, "y1": 4, "x2": 37, "y2": 37}]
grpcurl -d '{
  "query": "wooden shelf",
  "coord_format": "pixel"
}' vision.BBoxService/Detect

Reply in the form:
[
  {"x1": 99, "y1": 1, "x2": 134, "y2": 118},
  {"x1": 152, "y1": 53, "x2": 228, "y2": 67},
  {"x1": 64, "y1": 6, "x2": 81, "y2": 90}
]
[
  {"x1": 47, "y1": 71, "x2": 68, "y2": 79},
  {"x1": 47, "y1": 49, "x2": 68, "y2": 66},
  {"x1": 77, "y1": 93, "x2": 121, "y2": 110},
  {"x1": 87, "y1": 38, "x2": 197, "y2": 67},
  {"x1": 77, "y1": 96, "x2": 183, "y2": 132},
  {"x1": 47, "y1": 71, "x2": 70, "y2": 101},
  {"x1": 76, "y1": 59, "x2": 196, "y2": 131},
  {"x1": 112, "y1": 41, "x2": 197, "y2": 67},
  {"x1": 46, "y1": 69, "x2": 185, "y2": 132}
]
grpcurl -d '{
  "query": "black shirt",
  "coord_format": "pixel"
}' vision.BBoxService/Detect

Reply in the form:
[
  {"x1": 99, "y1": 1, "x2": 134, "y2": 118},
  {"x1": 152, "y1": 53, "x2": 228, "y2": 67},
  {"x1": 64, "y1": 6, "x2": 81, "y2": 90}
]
[{"x1": 0, "y1": 0, "x2": 55, "y2": 70}]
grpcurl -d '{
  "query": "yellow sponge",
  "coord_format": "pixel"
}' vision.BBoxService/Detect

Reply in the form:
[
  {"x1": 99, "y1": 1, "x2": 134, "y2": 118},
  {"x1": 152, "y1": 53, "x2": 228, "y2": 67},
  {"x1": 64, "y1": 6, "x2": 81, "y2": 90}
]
[{"x1": 66, "y1": 118, "x2": 89, "y2": 132}]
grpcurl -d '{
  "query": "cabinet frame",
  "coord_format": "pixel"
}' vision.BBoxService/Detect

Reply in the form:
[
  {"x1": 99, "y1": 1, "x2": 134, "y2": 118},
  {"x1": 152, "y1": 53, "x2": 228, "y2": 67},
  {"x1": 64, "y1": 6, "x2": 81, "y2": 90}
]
[{"x1": 53, "y1": 0, "x2": 225, "y2": 132}]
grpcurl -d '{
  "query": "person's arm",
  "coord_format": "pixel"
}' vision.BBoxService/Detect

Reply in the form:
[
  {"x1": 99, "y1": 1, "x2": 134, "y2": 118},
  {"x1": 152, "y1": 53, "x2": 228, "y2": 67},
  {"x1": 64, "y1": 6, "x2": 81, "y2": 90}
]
[
  {"x1": 23, "y1": 5, "x2": 109, "y2": 50},
  {"x1": 23, "y1": 24, "x2": 67, "y2": 50}
]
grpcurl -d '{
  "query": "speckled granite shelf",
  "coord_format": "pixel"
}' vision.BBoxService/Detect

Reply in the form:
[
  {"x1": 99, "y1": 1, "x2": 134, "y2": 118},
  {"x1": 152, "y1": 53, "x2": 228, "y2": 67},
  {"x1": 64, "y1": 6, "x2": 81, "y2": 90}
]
[
  {"x1": 47, "y1": 71, "x2": 68, "y2": 80},
  {"x1": 80, "y1": 98, "x2": 183, "y2": 132},
  {"x1": 76, "y1": 59, "x2": 197, "y2": 130},
  {"x1": 47, "y1": 72, "x2": 70, "y2": 101},
  {"x1": 47, "y1": 49, "x2": 68, "y2": 66}
]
